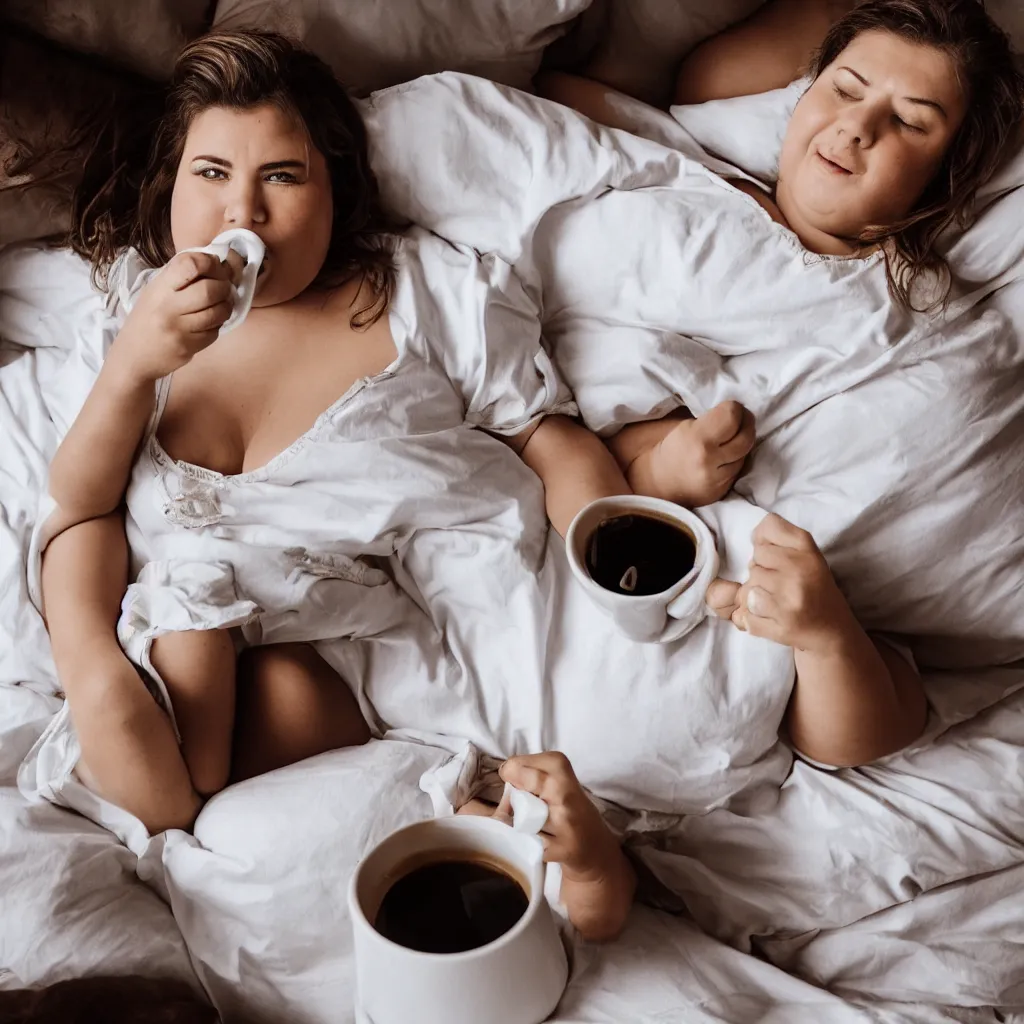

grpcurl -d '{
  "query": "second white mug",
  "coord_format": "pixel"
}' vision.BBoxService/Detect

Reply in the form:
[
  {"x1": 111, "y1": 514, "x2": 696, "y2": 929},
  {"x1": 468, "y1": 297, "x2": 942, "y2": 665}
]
[{"x1": 565, "y1": 494, "x2": 719, "y2": 643}]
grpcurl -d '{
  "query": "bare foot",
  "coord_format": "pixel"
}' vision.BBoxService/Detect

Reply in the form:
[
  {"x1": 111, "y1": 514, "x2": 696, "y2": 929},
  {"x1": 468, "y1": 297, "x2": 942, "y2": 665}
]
[
  {"x1": 632, "y1": 400, "x2": 755, "y2": 507},
  {"x1": 497, "y1": 752, "x2": 636, "y2": 942}
]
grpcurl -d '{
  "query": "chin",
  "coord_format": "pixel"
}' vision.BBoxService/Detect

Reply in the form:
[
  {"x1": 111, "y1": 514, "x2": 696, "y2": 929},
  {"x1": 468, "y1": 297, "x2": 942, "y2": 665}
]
[{"x1": 251, "y1": 279, "x2": 308, "y2": 308}]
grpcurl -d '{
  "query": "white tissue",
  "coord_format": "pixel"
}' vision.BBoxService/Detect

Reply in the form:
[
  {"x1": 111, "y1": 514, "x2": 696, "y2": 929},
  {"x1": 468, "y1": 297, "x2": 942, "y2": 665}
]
[{"x1": 182, "y1": 228, "x2": 266, "y2": 336}]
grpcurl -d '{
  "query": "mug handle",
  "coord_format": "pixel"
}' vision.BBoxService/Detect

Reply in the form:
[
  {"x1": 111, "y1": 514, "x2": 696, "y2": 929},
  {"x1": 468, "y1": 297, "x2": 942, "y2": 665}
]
[
  {"x1": 502, "y1": 781, "x2": 549, "y2": 835},
  {"x1": 662, "y1": 545, "x2": 721, "y2": 638}
]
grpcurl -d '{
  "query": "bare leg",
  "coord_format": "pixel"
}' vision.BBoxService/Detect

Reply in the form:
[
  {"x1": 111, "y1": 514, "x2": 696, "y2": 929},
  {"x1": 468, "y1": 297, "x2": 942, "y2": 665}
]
[
  {"x1": 231, "y1": 642, "x2": 370, "y2": 782},
  {"x1": 41, "y1": 513, "x2": 200, "y2": 833},
  {"x1": 148, "y1": 629, "x2": 237, "y2": 796},
  {"x1": 461, "y1": 752, "x2": 636, "y2": 942}
]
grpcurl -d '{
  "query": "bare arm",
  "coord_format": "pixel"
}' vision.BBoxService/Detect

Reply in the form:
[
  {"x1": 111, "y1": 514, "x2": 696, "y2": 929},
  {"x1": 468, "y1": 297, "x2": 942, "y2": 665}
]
[
  {"x1": 707, "y1": 514, "x2": 928, "y2": 767},
  {"x1": 46, "y1": 364, "x2": 158, "y2": 534},
  {"x1": 788, "y1": 633, "x2": 928, "y2": 767},
  {"x1": 511, "y1": 415, "x2": 631, "y2": 536},
  {"x1": 47, "y1": 251, "x2": 238, "y2": 535},
  {"x1": 42, "y1": 513, "x2": 202, "y2": 834},
  {"x1": 674, "y1": 0, "x2": 857, "y2": 106},
  {"x1": 605, "y1": 411, "x2": 685, "y2": 470}
]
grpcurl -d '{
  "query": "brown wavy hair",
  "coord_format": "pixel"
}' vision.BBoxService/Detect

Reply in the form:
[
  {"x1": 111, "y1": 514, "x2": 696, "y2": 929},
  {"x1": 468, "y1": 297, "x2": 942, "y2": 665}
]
[
  {"x1": 68, "y1": 31, "x2": 395, "y2": 327},
  {"x1": 810, "y1": 0, "x2": 1023, "y2": 310}
]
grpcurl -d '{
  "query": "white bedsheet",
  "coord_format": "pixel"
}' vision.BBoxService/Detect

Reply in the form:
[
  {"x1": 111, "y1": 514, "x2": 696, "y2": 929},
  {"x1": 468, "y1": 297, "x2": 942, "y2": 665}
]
[{"x1": 2, "y1": 73, "x2": 1024, "y2": 1023}]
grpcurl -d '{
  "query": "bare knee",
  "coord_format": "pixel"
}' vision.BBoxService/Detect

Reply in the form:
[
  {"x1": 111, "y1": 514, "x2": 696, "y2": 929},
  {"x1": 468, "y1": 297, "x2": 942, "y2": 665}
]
[
  {"x1": 150, "y1": 630, "x2": 237, "y2": 797},
  {"x1": 78, "y1": 753, "x2": 202, "y2": 834},
  {"x1": 233, "y1": 643, "x2": 370, "y2": 782},
  {"x1": 242, "y1": 643, "x2": 311, "y2": 682}
]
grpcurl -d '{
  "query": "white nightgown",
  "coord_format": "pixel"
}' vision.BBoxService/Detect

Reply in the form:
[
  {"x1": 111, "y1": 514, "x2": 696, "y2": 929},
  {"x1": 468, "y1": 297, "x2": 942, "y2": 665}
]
[{"x1": 19, "y1": 227, "x2": 576, "y2": 830}]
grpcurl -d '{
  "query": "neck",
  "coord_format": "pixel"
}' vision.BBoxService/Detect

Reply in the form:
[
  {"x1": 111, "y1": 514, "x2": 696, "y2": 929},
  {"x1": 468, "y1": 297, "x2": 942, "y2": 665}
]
[{"x1": 773, "y1": 180, "x2": 862, "y2": 257}]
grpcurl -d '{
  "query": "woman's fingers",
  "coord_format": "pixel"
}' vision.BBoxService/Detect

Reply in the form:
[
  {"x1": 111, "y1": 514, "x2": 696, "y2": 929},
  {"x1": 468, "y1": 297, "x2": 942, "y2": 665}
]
[
  {"x1": 750, "y1": 539, "x2": 793, "y2": 571},
  {"x1": 501, "y1": 754, "x2": 573, "y2": 854},
  {"x1": 180, "y1": 299, "x2": 234, "y2": 336},
  {"x1": 754, "y1": 512, "x2": 816, "y2": 552},
  {"x1": 732, "y1": 581, "x2": 781, "y2": 631},
  {"x1": 167, "y1": 251, "x2": 226, "y2": 291},
  {"x1": 717, "y1": 406, "x2": 756, "y2": 464},
  {"x1": 500, "y1": 751, "x2": 580, "y2": 803},
  {"x1": 693, "y1": 400, "x2": 745, "y2": 447},
  {"x1": 744, "y1": 584, "x2": 777, "y2": 619},
  {"x1": 706, "y1": 578, "x2": 741, "y2": 618},
  {"x1": 744, "y1": 564, "x2": 778, "y2": 593},
  {"x1": 178, "y1": 274, "x2": 236, "y2": 313},
  {"x1": 223, "y1": 248, "x2": 246, "y2": 285}
]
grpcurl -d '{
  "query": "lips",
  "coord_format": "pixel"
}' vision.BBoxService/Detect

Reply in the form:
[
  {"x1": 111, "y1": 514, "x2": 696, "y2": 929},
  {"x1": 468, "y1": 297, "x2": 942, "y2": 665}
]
[{"x1": 816, "y1": 149, "x2": 854, "y2": 175}]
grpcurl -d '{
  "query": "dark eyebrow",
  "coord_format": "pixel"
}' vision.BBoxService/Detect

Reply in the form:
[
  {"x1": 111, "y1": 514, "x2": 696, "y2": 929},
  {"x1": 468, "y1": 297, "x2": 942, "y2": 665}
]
[
  {"x1": 260, "y1": 160, "x2": 308, "y2": 171},
  {"x1": 837, "y1": 66, "x2": 869, "y2": 86},
  {"x1": 836, "y1": 66, "x2": 947, "y2": 119},
  {"x1": 190, "y1": 157, "x2": 308, "y2": 170}
]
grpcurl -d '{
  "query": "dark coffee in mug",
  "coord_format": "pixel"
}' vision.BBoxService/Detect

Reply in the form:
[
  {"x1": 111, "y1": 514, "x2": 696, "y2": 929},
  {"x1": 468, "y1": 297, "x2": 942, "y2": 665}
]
[
  {"x1": 373, "y1": 852, "x2": 529, "y2": 954},
  {"x1": 585, "y1": 512, "x2": 697, "y2": 596}
]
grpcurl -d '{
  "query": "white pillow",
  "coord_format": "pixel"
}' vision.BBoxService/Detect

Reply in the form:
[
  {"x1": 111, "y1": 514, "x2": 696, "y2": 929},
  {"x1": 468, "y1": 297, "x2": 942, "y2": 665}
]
[
  {"x1": 211, "y1": 0, "x2": 590, "y2": 96},
  {"x1": 670, "y1": 77, "x2": 805, "y2": 184}
]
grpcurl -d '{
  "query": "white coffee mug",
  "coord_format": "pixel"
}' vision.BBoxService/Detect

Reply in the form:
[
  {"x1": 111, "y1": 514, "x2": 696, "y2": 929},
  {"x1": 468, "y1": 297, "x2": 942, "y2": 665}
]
[
  {"x1": 349, "y1": 810, "x2": 569, "y2": 1024},
  {"x1": 565, "y1": 494, "x2": 719, "y2": 643}
]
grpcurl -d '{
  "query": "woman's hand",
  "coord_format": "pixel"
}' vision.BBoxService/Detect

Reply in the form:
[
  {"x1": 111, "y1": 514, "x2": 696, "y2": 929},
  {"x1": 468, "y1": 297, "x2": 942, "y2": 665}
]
[
  {"x1": 624, "y1": 401, "x2": 755, "y2": 508},
  {"x1": 110, "y1": 250, "x2": 243, "y2": 385},
  {"x1": 708, "y1": 513, "x2": 929, "y2": 766},
  {"x1": 500, "y1": 753, "x2": 636, "y2": 942},
  {"x1": 706, "y1": 512, "x2": 859, "y2": 653}
]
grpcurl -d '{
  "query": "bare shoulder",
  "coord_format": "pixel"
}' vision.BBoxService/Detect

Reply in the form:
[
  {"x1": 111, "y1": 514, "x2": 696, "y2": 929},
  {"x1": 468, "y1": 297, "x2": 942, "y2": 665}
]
[{"x1": 673, "y1": 0, "x2": 850, "y2": 106}]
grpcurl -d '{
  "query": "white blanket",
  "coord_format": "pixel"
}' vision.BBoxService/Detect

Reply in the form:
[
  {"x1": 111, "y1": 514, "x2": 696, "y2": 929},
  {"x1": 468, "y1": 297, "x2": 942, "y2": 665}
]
[{"x1": 3, "y1": 71, "x2": 1024, "y2": 1022}]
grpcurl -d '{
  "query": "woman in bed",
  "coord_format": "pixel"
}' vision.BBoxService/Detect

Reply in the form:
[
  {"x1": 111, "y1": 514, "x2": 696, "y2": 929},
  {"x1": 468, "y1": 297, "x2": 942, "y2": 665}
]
[
  {"x1": 541, "y1": 0, "x2": 1023, "y2": 506},
  {"x1": 32, "y1": 30, "x2": 642, "y2": 937},
  {"x1": 534, "y1": 0, "x2": 1023, "y2": 750}
]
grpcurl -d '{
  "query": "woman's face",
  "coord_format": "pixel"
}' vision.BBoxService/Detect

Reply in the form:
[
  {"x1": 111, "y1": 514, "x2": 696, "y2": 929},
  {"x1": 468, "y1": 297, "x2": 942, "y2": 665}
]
[
  {"x1": 170, "y1": 103, "x2": 333, "y2": 306},
  {"x1": 777, "y1": 30, "x2": 967, "y2": 252}
]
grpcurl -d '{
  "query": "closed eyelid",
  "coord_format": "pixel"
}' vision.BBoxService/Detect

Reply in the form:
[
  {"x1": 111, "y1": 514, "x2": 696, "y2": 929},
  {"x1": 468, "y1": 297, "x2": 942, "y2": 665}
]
[{"x1": 896, "y1": 115, "x2": 927, "y2": 133}]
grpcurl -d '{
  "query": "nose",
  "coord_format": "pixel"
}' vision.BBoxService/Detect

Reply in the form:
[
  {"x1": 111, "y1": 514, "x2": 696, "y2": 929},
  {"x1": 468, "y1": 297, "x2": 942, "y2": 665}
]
[
  {"x1": 838, "y1": 102, "x2": 879, "y2": 149},
  {"x1": 223, "y1": 178, "x2": 268, "y2": 229}
]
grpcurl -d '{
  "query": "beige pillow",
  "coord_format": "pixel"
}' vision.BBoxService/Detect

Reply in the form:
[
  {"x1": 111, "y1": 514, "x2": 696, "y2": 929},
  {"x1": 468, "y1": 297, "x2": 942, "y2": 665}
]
[
  {"x1": 987, "y1": 0, "x2": 1024, "y2": 54},
  {"x1": 0, "y1": 33, "x2": 131, "y2": 248},
  {"x1": 583, "y1": 0, "x2": 766, "y2": 105},
  {"x1": 211, "y1": 0, "x2": 591, "y2": 95},
  {"x1": 1, "y1": 0, "x2": 210, "y2": 79}
]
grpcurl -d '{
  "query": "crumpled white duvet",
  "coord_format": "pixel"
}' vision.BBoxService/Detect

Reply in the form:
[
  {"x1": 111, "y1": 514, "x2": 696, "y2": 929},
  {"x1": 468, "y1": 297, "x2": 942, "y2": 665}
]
[{"x1": 1, "y1": 70, "x2": 1024, "y2": 1024}]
